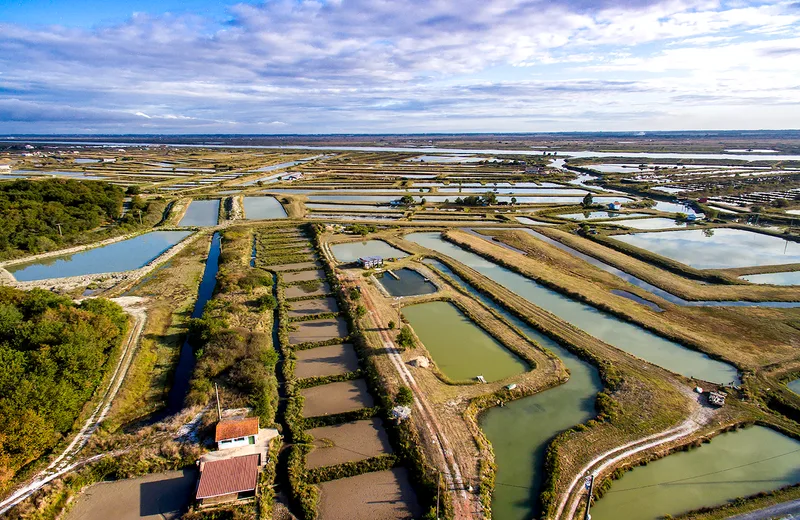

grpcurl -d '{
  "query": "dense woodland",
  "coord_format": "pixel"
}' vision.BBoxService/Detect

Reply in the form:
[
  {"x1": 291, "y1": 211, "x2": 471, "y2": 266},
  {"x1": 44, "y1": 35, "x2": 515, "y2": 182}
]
[
  {"x1": 0, "y1": 179, "x2": 165, "y2": 261},
  {"x1": 0, "y1": 287, "x2": 128, "y2": 486}
]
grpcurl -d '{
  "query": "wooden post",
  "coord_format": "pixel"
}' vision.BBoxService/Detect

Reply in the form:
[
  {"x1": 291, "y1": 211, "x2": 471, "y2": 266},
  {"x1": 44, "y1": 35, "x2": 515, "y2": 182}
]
[{"x1": 215, "y1": 383, "x2": 222, "y2": 421}]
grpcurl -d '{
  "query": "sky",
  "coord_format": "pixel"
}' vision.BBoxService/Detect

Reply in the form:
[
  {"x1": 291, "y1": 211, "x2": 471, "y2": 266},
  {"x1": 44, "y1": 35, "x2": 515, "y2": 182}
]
[{"x1": 1, "y1": 0, "x2": 799, "y2": 134}]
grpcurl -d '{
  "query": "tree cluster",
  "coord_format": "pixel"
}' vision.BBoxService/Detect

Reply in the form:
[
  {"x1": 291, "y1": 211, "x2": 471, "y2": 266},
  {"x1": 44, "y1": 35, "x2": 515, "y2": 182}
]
[{"x1": 0, "y1": 287, "x2": 127, "y2": 484}]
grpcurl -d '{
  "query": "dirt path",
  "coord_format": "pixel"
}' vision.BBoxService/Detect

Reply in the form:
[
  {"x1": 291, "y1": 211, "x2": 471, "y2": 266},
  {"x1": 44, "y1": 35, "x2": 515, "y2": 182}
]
[
  {"x1": 341, "y1": 267, "x2": 479, "y2": 519},
  {"x1": 0, "y1": 297, "x2": 148, "y2": 516},
  {"x1": 555, "y1": 397, "x2": 715, "y2": 520}
]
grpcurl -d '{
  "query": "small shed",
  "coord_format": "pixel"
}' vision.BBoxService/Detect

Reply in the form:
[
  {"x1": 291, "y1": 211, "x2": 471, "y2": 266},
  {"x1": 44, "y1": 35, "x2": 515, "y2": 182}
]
[
  {"x1": 607, "y1": 201, "x2": 622, "y2": 211},
  {"x1": 196, "y1": 454, "x2": 260, "y2": 506},
  {"x1": 215, "y1": 417, "x2": 259, "y2": 450},
  {"x1": 708, "y1": 391, "x2": 726, "y2": 407},
  {"x1": 358, "y1": 256, "x2": 383, "y2": 269}
]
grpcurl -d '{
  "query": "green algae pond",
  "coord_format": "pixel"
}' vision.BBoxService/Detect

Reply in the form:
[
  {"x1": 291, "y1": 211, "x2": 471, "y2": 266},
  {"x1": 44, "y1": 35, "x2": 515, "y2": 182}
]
[
  {"x1": 423, "y1": 258, "x2": 601, "y2": 519},
  {"x1": 591, "y1": 425, "x2": 800, "y2": 520},
  {"x1": 401, "y1": 301, "x2": 527, "y2": 382}
]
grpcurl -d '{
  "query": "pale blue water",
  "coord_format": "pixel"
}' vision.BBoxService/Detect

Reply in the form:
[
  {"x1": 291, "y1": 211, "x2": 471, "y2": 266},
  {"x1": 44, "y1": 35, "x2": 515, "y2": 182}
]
[
  {"x1": 611, "y1": 218, "x2": 689, "y2": 230},
  {"x1": 740, "y1": 271, "x2": 800, "y2": 285},
  {"x1": 330, "y1": 240, "x2": 408, "y2": 263},
  {"x1": 179, "y1": 200, "x2": 220, "y2": 226},
  {"x1": 243, "y1": 196, "x2": 287, "y2": 219},
  {"x1": 614, "y1": 228, "x2": 800, "y2": 269},
  {"x1": 788, "y1": 379, "x2": 800, "y2": 394},
  {"x1": 559, "y1": 211, "x2": 650, "y2": 221},
  {"x1": 9, "y1": 231, "x2": 191, "y2": 281}
]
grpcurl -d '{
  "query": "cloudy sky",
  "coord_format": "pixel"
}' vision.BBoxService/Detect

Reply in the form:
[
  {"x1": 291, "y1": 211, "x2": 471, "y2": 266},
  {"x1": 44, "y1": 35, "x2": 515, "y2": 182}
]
[{"x1": 1, "y1": 0, "x2": 799, "y2": 133}]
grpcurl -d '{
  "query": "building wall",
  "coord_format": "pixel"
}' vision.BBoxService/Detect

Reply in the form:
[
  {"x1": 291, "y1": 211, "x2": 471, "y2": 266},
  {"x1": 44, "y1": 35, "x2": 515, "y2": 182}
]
[{"x1": 217, "y1": 435, "x2": 255, "y2": 450}]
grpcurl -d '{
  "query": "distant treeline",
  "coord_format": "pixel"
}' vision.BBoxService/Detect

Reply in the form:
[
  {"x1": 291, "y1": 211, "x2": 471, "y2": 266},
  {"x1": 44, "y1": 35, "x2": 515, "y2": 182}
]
[
  {"x1": 0, "y1": 179, "x2": 166, "y2": 261},
  {"x1": 0, "y1": 287, "x2": 128, "y2": 486}
]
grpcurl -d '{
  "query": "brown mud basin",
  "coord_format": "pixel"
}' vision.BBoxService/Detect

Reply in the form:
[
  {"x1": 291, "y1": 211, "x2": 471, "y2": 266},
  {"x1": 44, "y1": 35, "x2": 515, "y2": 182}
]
[
  {"x1": 289, "y1": 316, "x2": 347, "y2": 344},
  {"x1": 317, "y1": 467, "x2": 422, "y2": 519},
  {"x1": 300, "y1": 379, "x2": 374, "y2": 417},
  {"x1": 306, "y1": 418, "x2": 392, "y2": 469},
  {"x1": 295, "y1": 343, "x2": 359, "y2": 379}
]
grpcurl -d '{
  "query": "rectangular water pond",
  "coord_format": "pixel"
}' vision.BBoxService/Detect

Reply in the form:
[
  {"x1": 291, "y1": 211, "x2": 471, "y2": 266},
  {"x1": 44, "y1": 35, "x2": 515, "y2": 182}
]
[
  {"x1": 613, "y1": 228, "x2": 800, "y2": 269},
  {"x1": 330, "y1": 240, "x2": 408, "y2": 263},
  {"x1": 402, "y1": 301, "x2": 526, "y2": 382},
  {"x1": 243, "y1": 196, "x2": 287, "y2": 219},
  {"x1": 9, "y1": 231, "x2": 192, "y2": 281},
  {"x1": 376, "y1": 268, "x2": 437, "y2": 297},
  {"x1": 611, "y1": 217, "x2": 689, "y2": 230},
  {"x1": 178, "y1": 199, "x2": 219, "y2": 226},
  {"x1": 740, "y1": 271, "x2": 800, "y2": 285},
  {"x1": 591, "y1": 426, "x2": 800, "y2": 520},
  {"x1": 558, "y1": 211, "x2": 650, "y2": 221}
]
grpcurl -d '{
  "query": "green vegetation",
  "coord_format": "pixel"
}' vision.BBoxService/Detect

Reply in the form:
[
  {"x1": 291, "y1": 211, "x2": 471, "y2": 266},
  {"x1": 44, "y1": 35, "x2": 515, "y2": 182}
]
[
  {"x1": 0, "y1": 179, "x2": 124, "y2": 259},
  {"x1": 395, "y1": 386, "x2": 414, "y2": 406},
  {"x1": 0, "y1": 287, "x2": 128, "y2": 486},
  {"x1": 397, "y1": 325, "x2": 416, "y2": 348}
]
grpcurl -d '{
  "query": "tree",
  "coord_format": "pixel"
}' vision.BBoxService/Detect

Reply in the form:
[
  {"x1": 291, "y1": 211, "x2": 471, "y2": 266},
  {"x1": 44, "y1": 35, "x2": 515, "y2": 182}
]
[
  {"x1": 255, "y1": 294, "x2": 277, "y2": 311},
  {"x1": 510, "y1": 196, "x2": 517, "y2": 205},
  {"x1": 397, "y1": 325, "x2": 415, "y2": 348},
  {"x1": 349, "y1": 287, "x2": 361, "y2": 300},
  {"x1": 483, "y1": 191, "x2": 498, "y2": 205},
  {"x1": 582, "y1": 193, "x2": 594, "y2": 208},
  {"x1": 772, "y1": 198, "x2": 789, "y2": 208},
  {"x1": 388, "y1": 320, "x2": 396, "y2": 330},
  {"x1": 751, "y1": 205, "x2": 764, "y2": 213},
  {"x1": 395, "y1": 386, "x2": 414, "y2": 406},
  {"x1": 355, "y1": 305, "x2": 367, "y2": 319},
  {"x1": 125, "y1": 185, "x2": 141, "y2": 195},
  {"x1": 399, "y1": 195, "x2": 415, "y2": 205}
]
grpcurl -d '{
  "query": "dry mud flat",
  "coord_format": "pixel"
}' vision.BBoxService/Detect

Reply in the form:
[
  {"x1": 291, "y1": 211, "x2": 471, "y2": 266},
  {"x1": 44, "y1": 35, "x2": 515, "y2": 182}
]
[
  {"x1": 306, "y1": 418, "x2": 392, "y2": 469},
  {"x1": 267, "y1": 261, "x2": 321, "y2": 271},
  {"x1": 285, "y1": 282, "x2": 331, "y2": 299},
  {"x1": 65, "y1": 469, "x2": 196, "y2": 520},
  {"x1": 288, "y1": 296, "x2": 339, "y2": 317},
  {"x1": 316, "y1": 468, "x2": 422, "y2": 520},
  {"x1": 294, "y1": 343, "x2": 359, "y2": 379},
  {"x1": 300, "y1": 379, "x2": 374, "y2": 417},
  {"x1": 283, "y1": 269, "x2": 327, "y2": 283},
  {"x1": 289, "y1": 316, "x2": 348, "y2": 344}
]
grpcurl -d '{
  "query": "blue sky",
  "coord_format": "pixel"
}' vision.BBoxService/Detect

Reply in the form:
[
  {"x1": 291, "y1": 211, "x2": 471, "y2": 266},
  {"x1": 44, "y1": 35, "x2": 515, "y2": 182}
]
[{"x1": 1, "y1": 0, "x2": 799, "y2": 133}]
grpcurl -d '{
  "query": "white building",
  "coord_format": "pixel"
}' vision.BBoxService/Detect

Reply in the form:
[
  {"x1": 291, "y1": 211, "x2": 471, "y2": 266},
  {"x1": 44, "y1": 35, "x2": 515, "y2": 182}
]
[{"x1": 215, "y1": 417, "x2": 260, "y2": 450}]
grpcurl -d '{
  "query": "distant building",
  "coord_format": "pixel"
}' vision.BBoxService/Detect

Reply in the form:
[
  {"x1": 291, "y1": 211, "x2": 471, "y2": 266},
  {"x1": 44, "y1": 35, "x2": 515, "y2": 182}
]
[
  {"x1": 195, "y1": 454, "x2": 260, "y2": 506},
  {"x1": 215, "y1": 417, "x2": 259, "y2": 450},
  {"x1": 686, "y1": 213, "x2": 698, "y2": 222},
  {"x1": 358, "y1": 256, "x2": 383, "y2": 269},
  {"x1": 608, "y1": 201, "x2": 622, "y2": 211},
  {"x1": 0, "y1": 164, "x2": 11, "y2": 172}
]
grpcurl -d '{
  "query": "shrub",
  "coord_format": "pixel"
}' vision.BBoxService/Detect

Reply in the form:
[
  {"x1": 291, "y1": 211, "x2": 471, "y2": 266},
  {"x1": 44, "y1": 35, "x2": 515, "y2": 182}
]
[
  {"x1": 255, "y1": 294, "x2": 277, "y2": 311},
  {"x1": 397, "y1": 325, "x2": 415, "y2": 348},
  {"x1": 395, "y1": 386, "x2": 414, "y2": 406}
]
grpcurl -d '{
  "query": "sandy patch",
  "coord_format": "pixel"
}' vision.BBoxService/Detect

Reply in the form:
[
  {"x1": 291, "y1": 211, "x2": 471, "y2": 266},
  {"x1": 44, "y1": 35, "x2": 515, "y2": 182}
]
[
  {"x1": 283, "y1": 269, "x2": 326, "y2": 283},
  {"x1": 300, "y1": 379, "x2": 374, "y2": 417},
  {"x1": 285, "y1": 282, "x2": 331, "y2": 299},
  {"x1": 288, "y1": 297, "x2": 339, "y2": 318},
  {"x1": 317, "y1": 468, "x2": 421, "y2": 520},
  {"x1": 295, "y1": 343, "x2": 359, "y2": 379},
  {"x1": 306, "y1": 418, "x2": 392, "y2": 469}
]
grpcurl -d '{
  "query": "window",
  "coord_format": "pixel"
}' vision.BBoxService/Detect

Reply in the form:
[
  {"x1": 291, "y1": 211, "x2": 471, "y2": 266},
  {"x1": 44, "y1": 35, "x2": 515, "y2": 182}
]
[{"x1": 248, "y1": 435, "x2": 256, "y2": 445}]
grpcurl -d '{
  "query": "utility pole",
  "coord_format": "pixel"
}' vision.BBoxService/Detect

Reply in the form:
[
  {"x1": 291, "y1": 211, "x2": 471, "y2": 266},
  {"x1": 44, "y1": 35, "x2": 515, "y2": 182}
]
[
  {"x1": 137, "y1": 209, "x2": 142, "y2": 225},
  {"x1": 436, "y1": 470, "x2": 441, "y2": 519},
  {"x1": 215, "y1": 383, "x2": 222, "y2": 421},
  {"x1": 584, "y1": 473, "x2": 595, "y2": 520},
  {"x1": 56, "y1": 223, "x2": 63, "y2": 237}
]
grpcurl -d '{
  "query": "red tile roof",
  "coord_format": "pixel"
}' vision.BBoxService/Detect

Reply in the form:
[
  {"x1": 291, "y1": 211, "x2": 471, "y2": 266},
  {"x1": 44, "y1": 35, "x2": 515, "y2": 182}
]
[
  {"x1": 215, "y1": 417, "x2": 259, "y2": 442},
  {"x1": 196, "y1": 454, "x2": 260, "y2": 499}
]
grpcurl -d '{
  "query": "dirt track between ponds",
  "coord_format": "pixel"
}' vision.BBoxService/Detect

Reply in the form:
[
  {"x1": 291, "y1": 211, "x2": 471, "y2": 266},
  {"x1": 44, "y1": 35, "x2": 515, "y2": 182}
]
[
  {"x1": 306, "y1": 418, "x2": 392, "y2": 469},
  {"x1": 294, "y1": 343, "x2": 359, "y2": 379},
  {"x1": 300, "y1": 379, "x2": 374, "y2": 417},
  {"x1": 316, "y1": 468, "x2": 422, "y2": 520}
]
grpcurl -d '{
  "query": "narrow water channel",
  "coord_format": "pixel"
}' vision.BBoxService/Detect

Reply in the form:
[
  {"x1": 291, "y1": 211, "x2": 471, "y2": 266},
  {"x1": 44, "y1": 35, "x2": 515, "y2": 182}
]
[
  {"x1": 424, "y1": 259, "x2": 601, "y2": 520},
  {"x1": 406, "y1": 232, "x2": 738, "y2": 384},
  {"x1": 513, "y1": 228, "x2": 800, "y2": 308},
  {"x1": 590, "y1": 425, "x2": 800, "y2": 520},
  {"x1": 163, "y1": 232, "x2": 221, "y2": 415}
]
